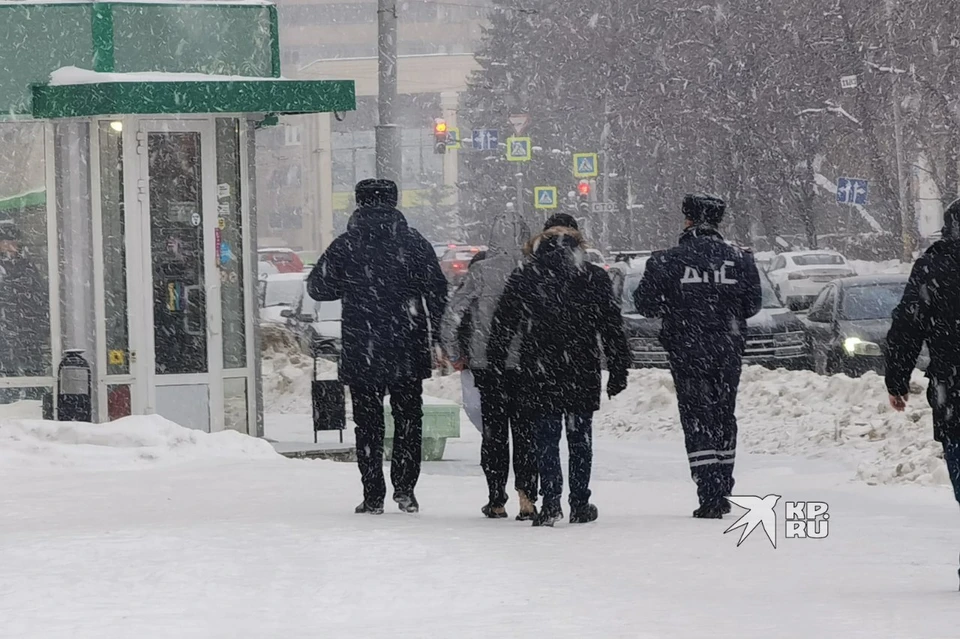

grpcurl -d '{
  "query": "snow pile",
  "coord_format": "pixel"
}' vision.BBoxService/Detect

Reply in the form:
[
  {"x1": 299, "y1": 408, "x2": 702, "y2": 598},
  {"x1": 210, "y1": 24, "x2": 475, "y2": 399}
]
[
  {"x1": 417, "y1": 367, "x2": 945, "y2": 487},
  {"x1": 849, "y1": 259, "x2": 913, "y2": 276},
  {"x1": 598, "y1": 366, "x2": 943, "y2": 486},
  {"x1": 0, "y1": 415, "x2": 279, "y2": 470},
  {"x1": 260, "y1": 323, "x2": 336, "y2": 415}
]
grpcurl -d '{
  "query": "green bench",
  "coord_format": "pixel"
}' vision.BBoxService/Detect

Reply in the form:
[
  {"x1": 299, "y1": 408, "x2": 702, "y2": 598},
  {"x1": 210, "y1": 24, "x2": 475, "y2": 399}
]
[{"x1": 384, "y1": 395, "x2": 460, "y2": 462}]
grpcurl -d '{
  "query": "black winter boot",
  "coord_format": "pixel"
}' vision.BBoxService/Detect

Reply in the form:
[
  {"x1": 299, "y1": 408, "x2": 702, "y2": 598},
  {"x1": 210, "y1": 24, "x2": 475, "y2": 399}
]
[
  {"x1": 393, "y1": 493, "x2": 419, "y2": 514},
  {"x1": 692, "y1": 504, "x2": 725, "y2": 519},
  {"x1": 569, "y1": 503, "x2": 599, "y2": 524},
  {"x1": 355, "y1": 500, "x2": 384, "y2": 515},
  {"x1": 532, "y1": 505, "x2": 563, "y2": 528}
]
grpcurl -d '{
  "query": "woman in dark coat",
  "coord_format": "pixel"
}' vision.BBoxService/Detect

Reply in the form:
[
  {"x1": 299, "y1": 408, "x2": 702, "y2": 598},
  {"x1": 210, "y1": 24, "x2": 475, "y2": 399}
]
[{"x1": 487, "y1": 217, "x2": 629, "y2": 526}]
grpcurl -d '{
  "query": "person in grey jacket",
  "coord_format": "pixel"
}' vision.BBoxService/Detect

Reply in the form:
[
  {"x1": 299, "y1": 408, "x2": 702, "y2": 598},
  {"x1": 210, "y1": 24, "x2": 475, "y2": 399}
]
[{"x1": 441, "y1": 211, "x2": 538, "y2": 520}]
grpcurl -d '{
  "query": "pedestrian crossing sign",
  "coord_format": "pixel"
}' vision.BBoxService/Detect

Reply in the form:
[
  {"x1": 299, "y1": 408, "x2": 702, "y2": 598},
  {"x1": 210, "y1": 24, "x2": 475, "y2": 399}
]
[
  {"x1": 534, "y1": 186, "x2": 558, "y2": 209},
  {"x1": 573, "y1": 153, "x2": 599, "y2": 178},
  {"x1": 506, "y1": 136, "x2": 532, "y2": 162},
  {"x1": 446, "y1": 127, "x2": 461, "y2": 149}
]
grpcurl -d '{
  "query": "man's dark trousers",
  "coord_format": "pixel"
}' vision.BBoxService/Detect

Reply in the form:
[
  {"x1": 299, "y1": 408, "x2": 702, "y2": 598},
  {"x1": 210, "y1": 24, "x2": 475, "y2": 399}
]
[
  {"x1": 350, "y1": 380, "x2": 423, "y2": 506},
  {"x1": 667, "y1": 334, "x2": 744, "y2": 507},
  {"x1": 535, "y1": 413, "x2": 593, "y2": 512},
  {"x1": 474, "y1": 370, "x2": 538, "y2": 508}
]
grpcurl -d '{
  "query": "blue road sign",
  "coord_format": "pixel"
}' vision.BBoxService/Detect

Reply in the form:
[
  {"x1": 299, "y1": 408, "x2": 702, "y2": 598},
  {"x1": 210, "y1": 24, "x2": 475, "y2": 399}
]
[
  {"x1": 472, "y1": 129, "x2": 499, "y2": 151},
  {"x1": 837, "y1": 177, "x2": 868, "y2": 206},
  {"x1": 445, "y1": 128, "x2": 461, "y2": 149}
]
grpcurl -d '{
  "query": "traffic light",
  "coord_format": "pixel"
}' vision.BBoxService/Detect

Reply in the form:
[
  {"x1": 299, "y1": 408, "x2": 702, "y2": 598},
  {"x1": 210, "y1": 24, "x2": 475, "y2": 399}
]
[
  {"x1": 434, "y1": 119, "x2": 448, "y2": 155},
  {"x1": 577, "y1": 180, "x2": 590, "y2": 216}
]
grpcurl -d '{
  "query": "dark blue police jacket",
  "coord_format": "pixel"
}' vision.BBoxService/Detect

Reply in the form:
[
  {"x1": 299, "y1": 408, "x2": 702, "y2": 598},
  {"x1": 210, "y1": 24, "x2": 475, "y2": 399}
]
[{"x1": 632, "y1": 225, "x2": 763, "y2": 352}]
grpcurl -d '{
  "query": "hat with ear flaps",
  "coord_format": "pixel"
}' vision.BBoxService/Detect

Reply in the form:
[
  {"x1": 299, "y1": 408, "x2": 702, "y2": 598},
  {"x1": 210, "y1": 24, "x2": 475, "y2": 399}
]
[
  {"x1": 355, "y1": 179, "x2": 399, "y2": 209},
  {"x1": 943, "y1": 198, "x2": 960, "y2": 239}
]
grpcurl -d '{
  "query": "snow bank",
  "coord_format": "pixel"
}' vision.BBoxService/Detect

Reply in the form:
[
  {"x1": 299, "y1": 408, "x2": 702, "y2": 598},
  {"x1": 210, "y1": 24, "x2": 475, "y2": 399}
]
[
  {"x1": 848, "y1": 259, "x2": 913, "y2": 276},
  {"x1": 260, "y1": 323, "x2": 337, "y2": 415},
  {"x1": 597, "y1": 366, "x2": 945, "y2": 486},
  {"x1": 0, "y1": 415, "x2": 279, "y2": 470},
  {"x1": 421, "y1": 367, "x2": 945, "y2": 487}
]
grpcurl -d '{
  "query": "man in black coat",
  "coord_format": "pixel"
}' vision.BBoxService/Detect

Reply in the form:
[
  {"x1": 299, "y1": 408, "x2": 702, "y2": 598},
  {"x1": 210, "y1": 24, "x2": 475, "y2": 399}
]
[
  {"x1": 633, "y1": 195, "x2": 762, "y2": 519},
  {"x1": 487, "y1": 214, "x2": 630, "y2": 527},
  {"x1": 307, "y1": 179, "x2": 448, "y2": 515},
  {"x1": 886, "y1": 200, "x2": 960, "y2": 527}
]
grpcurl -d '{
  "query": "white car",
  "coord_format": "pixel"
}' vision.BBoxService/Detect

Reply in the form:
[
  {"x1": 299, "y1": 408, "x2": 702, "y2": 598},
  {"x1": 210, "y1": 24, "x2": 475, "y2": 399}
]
[
  {"x1": 765, "y1": 250, "x2": 856, "y2": 310},
  {"x1": 258, "y1": 272, "x2": 306, "y2": 324}
]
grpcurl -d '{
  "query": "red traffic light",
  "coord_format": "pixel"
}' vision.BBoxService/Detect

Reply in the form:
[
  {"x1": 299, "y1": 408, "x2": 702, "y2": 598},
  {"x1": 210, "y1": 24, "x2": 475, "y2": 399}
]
[{"x1": 577, "y1": 180, "x2": 591, "y2": 196}]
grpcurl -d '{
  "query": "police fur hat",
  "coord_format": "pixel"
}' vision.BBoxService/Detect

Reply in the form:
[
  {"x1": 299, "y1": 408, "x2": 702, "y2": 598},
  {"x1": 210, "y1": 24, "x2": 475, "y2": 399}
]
[
  {"x1": 355, "y1": 178, "x2": 399, "y2": 209},
  {"x1": 683, "y1": 193, "x2": 726, "y2": 226},
  {"x1": 543, "y1": 212, "x2": 579, "y2": 231}
]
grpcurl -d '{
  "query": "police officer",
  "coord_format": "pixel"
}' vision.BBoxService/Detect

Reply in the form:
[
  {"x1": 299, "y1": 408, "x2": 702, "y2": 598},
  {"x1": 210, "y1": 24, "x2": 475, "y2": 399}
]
[{"x1": 633, "y1": 194, "x2": 762, "y2": 518}]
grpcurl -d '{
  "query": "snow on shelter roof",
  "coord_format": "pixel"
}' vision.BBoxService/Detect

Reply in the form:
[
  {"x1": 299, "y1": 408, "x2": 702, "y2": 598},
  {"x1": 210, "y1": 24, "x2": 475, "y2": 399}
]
[
  {"x1": 49, "y1": 67, "x2": 286, "y2": 86},
  {"x1": 32, "y1": 67, "x2": 356, "y2": 118}
]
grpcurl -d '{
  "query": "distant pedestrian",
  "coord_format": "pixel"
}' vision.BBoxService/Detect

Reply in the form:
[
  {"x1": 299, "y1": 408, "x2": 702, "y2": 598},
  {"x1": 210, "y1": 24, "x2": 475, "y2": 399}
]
[
  {"x1": 308, "y1": 179, "x2": 448, "y2": 515},
  {"x1": 488, "y1": 214, "x2": 630, "y2": 527},
  {"x1": 441, "y1": 211, "x2": 539, "y2": 521},
  {"x1": 886, "y1": 198, "x2": 960, "y2": 587},
  {"x1": 633, "y1": 194, "x2": 762, "y2": 518}
]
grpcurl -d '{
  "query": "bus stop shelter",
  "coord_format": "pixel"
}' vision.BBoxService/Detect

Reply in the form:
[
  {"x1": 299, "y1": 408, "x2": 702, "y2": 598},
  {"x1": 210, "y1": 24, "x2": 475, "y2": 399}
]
[{"x1": 0, "y1": 1, "x2": 355, "y2": 436}]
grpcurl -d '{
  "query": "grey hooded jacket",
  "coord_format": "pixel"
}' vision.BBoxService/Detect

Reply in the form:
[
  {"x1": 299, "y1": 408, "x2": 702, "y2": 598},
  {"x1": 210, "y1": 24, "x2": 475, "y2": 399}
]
[{"x1": 440, "y1": 212, "x2": 529, "y2": 370}]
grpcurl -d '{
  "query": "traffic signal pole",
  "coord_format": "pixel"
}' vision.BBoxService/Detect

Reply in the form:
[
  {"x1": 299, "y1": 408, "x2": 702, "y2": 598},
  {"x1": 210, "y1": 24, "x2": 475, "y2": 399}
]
[
  {"x1": 515, "y1": 171, "x2": 524, "y2": 220},
  {"x1": 376, "y1": 0, "x2": 401, "y2": 185}
]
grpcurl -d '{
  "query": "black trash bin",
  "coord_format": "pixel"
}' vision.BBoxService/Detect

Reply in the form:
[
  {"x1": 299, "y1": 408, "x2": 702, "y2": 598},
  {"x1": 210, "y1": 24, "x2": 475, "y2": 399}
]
[
  {"x1": 312, "y1": 353, "x2": 345, "y2": 444},
  {"x1": 57, "y1": 349, "x2": 92, "y2": 422}
]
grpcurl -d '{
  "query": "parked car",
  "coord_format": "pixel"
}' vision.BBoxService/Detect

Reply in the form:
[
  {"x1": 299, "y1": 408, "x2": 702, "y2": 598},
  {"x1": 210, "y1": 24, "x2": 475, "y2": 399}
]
[
  {"x1": 802, "y1": 274, "x2": 928, "y2": 377},
  {"x1": 439, "y1": 245, "x2": 485, "y2": 287},
  {"x1": 621, "y1": 263, "x2": 809, "y2": 370},
  {"x1": 280, "y1": 282, "x2": 342, "y2": 361},
  {"x1": 432, "y1": 242, "x2": 456, "y2": 259},
  {"x1": 610, "y1": 250, "x2": 653, "y2": 264},
  {"x1": 296, "y1": 250, "x2": 320, "y2": 271},
  {"x1": 258, "y1": 272, "x2": 306, "y2": 324},
  {"x1": 765, "y1": 250, "x2": 856, "y2": 310},
  {"x1": 258, "y1": 247, "x2": 304, "y2": 274}
]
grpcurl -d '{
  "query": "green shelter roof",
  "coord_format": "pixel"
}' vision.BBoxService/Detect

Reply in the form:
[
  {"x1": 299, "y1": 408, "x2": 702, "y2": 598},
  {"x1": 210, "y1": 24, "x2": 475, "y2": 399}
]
[{"x1": 31, "y1": 67, "x2": 355, "y2": 118}]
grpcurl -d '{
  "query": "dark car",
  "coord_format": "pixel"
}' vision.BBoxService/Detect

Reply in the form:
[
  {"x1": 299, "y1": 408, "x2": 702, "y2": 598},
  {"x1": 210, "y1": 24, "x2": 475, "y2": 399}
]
[
  {"x1": 280, "y1": 281, "x2": 342, "y2": 361},
  {"x1": 621, "y1": 262, "x2": 809, "y2": 369},
  {"x1": 802, "y1": 274, "x2": 929, "y2": 377}
]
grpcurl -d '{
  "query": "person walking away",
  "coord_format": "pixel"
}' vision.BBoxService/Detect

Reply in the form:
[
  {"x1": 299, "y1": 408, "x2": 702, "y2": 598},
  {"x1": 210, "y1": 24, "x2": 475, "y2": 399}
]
[
  {"x1": 307, "y1": 179, "x2": 448, "y2": 515},
  {"x1": 441, "y1": 212, "x2": 539, "y2": 521},
  {"x1": 488, "y1": 214, "x2": 630, "y2": 527},
  {"x1": 633, "y1": 195, "x2": 762, "y2": 519},
  {"x1": 885, "y1": 198, "x2": 960, "y2": 588}
]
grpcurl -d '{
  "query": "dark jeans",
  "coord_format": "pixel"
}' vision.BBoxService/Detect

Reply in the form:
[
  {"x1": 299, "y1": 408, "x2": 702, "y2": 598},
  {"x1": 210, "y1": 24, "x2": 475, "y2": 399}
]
[
  {"x1": 475, "y1": 370, "x2": 538, "y2": 508},
  {"x1": 668, "y1": 336, "x2": 743, "y2": 507},
  {"x1": 535, "y1": 413, "x2": 593, "y2": 512},
  {"x1": 943, "y1": 439, "x2": 960, "y2": 508},
  {"x1": 350, "y1": 380, "x2": 423, "y2": 505}
]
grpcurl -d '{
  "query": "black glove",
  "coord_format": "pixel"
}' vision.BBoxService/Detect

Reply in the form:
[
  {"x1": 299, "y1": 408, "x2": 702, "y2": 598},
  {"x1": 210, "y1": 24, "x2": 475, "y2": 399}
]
[{"x1": 607, "y1": 372, "x2": 628, "y2": 398}]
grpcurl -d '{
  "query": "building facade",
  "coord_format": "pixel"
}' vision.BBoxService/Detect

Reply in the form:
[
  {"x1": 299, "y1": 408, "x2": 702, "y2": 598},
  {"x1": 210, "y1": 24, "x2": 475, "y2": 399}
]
[{"x1": 258, "y1": 0, "x2": 489, "y2": 250}]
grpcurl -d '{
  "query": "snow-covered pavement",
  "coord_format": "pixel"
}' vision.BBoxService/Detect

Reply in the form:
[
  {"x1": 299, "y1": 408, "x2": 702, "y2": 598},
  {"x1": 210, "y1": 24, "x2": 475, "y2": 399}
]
[{"x1": 3, "y1": 414, "x2": 959, "y2": 637}]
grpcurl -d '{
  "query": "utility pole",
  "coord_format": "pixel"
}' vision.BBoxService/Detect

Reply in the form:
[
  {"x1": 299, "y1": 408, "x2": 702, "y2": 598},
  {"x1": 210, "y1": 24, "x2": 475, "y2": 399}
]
[
  {"x1": 600, "y1": 96, "x2": 612, "y2": 252},
  {"x1": 376, "y1": 0, "x2": 401, "y2": 185},
  {"x1": 885, "y1": 0, "x2": 915, "y2": 260},
  {"x1": 515, "y1": 171, "x2": 524, "y2": 220}
]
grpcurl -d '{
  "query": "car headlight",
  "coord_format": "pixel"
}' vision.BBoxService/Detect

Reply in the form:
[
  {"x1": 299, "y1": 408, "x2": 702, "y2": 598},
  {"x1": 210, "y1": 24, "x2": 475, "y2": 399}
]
[{"x1": 843, "y1": 337, "x2": 882, "y2": 357}]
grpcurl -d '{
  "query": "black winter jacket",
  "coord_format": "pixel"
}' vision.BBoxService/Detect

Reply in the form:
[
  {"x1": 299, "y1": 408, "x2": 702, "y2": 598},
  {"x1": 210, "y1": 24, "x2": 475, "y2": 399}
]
[
  {"x1": 487, "y1": 228, "x2": 630, "y2": 415},
  {"x1": 307, "y1": 206, "x2": 448, "y2": 387},
  {"x1": 885, "y1": 238, "x2": 960, "y2": 441},
  {"x1": 633, "y1": 226, "x2": 763, "y2": 350}
]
